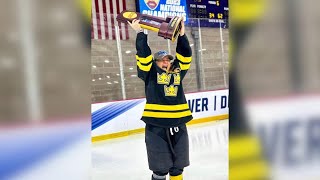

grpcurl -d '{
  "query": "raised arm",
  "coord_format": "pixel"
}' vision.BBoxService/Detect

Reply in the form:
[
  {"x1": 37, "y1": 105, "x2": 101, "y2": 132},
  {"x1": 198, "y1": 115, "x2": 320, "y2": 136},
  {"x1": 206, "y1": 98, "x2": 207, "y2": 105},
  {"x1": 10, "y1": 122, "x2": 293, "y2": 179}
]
[
  {"x1": 175, "y1": 21, "x2": 192, "y2": 79},
  {"x1": 128, "y1": 19, "x2": 153, "y2": 81}
]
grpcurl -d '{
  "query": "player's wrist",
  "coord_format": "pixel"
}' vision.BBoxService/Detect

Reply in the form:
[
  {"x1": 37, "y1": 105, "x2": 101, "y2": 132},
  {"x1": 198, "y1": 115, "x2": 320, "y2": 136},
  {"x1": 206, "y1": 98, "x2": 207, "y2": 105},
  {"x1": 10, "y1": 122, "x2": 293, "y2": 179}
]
[{"x1": 136, "y1": 28, "x2": 143, "y2": 33}]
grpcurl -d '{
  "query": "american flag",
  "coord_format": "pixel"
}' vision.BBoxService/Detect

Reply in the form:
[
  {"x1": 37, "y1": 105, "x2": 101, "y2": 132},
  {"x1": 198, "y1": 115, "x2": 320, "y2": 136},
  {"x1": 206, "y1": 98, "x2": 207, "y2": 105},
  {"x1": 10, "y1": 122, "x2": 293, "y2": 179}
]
[{"x1": 91, "y1": 0, "x2": 129, "y2": 40}]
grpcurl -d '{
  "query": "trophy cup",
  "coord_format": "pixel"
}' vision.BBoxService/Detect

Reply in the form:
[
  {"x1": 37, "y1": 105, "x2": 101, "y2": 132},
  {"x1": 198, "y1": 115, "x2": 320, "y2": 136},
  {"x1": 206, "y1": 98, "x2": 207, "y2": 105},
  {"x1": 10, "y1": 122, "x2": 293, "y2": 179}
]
[{"x1": 116, "y1": 10, "x2": 183, "y2": 42}]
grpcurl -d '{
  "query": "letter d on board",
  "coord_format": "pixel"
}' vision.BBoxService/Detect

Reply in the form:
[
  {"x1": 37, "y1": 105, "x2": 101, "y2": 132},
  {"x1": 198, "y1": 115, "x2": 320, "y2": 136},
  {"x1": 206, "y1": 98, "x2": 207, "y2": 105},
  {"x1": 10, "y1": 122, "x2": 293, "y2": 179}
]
[{"x1": 221, "y1": 95, "x2": 227, "y2": 109}]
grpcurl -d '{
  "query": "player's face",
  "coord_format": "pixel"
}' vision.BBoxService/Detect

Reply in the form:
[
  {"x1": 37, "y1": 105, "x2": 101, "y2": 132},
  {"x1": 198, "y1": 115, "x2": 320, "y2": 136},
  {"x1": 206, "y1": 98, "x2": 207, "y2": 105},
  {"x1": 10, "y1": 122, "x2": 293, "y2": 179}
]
[{"x1": 156, "y1": 56, "x2": 170, "y2": 71}]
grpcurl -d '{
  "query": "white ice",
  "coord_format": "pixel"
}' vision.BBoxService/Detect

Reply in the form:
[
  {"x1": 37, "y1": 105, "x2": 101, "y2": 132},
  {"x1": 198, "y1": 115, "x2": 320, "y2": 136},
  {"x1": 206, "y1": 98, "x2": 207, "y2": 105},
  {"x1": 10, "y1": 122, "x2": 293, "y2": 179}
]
[{"x1": 92, "y1": 120, "x2": 228, "y2": 180}]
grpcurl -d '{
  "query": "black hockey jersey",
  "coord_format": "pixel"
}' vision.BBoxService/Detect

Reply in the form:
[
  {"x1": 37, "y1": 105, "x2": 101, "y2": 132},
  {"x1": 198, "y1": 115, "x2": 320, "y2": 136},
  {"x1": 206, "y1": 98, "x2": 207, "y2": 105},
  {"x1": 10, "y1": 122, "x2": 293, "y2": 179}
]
[{"x1": 135, "y1": 32, "x2": 193, "y2": 128}]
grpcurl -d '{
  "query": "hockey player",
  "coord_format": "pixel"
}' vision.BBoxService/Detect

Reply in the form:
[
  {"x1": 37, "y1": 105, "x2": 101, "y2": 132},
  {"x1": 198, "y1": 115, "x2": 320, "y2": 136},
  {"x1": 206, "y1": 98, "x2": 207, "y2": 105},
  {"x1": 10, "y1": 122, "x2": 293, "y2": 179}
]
[{"x1": 128, "y1": 19, "x2": 193, "y2": 180}]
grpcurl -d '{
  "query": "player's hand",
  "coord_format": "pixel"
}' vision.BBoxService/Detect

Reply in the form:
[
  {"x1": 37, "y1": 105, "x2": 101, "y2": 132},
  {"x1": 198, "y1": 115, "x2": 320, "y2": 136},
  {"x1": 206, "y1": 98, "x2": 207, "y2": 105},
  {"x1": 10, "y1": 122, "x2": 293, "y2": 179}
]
[
  {"x1": 128, "y1": 19, "x2": 142, "y2": 32},
  {"x1": 180, "y1": 16, "x2": 185, "y2": 36}
]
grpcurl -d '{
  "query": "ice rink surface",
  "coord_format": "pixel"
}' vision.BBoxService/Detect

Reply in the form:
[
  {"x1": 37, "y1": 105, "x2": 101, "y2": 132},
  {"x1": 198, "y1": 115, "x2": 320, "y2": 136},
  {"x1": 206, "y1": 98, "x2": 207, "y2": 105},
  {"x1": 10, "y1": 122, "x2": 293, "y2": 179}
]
[{"x1": 92, "y1": 120, "x2": 228, "y2": 180}]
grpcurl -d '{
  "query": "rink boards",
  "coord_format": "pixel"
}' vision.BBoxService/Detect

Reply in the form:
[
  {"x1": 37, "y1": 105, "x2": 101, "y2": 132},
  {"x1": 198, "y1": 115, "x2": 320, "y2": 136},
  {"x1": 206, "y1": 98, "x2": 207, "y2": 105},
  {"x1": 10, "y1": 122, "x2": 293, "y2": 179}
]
[
  {"x1": 91, "y1": 89, "x2": 229, "y2": 141},
  {"x1": 246, "y1": 94, "x2": 320, "y2": 179}
]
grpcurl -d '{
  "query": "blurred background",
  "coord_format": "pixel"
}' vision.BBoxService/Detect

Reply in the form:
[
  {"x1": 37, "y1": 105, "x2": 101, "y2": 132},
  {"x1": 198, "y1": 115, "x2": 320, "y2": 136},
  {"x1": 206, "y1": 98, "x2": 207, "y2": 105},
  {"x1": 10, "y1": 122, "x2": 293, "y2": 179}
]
[
  {"x1": 0, "y1": 0, "x2": 90, "y2": 179},
  {"x1": 229, "y1": 0, "x2": 320, "y2": 179},
  {"x1": 0, "y1": 0, "x2": 90, "y2": 123}
]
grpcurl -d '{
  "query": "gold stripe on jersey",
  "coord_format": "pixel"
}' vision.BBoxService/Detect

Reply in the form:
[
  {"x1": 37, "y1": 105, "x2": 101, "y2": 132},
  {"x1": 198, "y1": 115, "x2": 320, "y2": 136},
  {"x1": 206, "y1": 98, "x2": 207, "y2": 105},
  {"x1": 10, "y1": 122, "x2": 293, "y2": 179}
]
[
  {"x1": 136, "y1": 55, "x2": 153, "y2": 64},
  {"x1": 176, "y1": 53, "x2": 192, "y2": 63},
  {"x1": 137, "y1": 61, "x2": 152, "y2": 72},
  {"x1": 142, "y1": 110, "x2": 192, "y2": 118},
  {"x1": 144, "y1": 103, "x2": 190, "y2": 111},
  {"x1": 179, "y1": 63, "x2": 191, "y2": 70}
]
